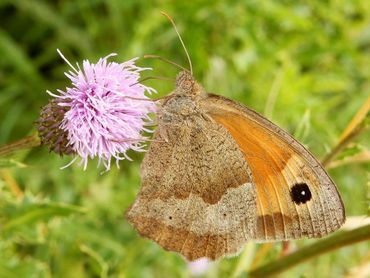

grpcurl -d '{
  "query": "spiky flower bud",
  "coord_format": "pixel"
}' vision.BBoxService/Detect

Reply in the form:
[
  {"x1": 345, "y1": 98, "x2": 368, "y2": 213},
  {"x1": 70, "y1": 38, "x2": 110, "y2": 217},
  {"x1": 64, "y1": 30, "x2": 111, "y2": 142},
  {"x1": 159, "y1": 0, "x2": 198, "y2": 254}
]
[{"x1": 36, "y1": 99, "x2": 75, "y2": 156}]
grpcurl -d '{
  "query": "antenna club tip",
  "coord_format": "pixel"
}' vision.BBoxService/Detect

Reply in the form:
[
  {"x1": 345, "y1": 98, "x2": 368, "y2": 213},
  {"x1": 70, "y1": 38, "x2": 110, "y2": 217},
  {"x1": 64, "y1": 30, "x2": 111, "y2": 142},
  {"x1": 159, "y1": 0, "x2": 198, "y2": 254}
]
[{"x1": 160, "y1": 11, "x2": 174, "y2": 22}]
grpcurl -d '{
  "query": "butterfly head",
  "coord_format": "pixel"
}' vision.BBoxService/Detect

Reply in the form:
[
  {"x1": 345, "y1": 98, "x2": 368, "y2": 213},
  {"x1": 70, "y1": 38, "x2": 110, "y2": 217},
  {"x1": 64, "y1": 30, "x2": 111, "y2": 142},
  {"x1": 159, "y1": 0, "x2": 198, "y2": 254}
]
[
  {"x1": 174, "y1": 71, "x2": 204, "y2": 97},
  {"x1": 159, "y1": 71, "x2": 206, "y2": 120}
]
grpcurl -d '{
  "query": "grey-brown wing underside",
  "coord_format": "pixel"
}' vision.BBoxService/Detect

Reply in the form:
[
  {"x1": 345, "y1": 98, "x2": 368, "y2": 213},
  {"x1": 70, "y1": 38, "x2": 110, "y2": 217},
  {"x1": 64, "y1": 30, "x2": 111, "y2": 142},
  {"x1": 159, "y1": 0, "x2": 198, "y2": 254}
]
[{"x1": 126, "y1": 116, "x2": 257, "y2": 260}]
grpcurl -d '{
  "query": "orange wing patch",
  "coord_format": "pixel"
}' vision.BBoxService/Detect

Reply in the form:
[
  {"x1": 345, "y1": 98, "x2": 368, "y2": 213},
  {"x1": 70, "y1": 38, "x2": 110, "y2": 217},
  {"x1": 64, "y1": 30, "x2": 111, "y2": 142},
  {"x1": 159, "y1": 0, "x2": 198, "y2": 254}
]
[{"x1": 211, "y1": 111, "x2": 295, "y2": 240}]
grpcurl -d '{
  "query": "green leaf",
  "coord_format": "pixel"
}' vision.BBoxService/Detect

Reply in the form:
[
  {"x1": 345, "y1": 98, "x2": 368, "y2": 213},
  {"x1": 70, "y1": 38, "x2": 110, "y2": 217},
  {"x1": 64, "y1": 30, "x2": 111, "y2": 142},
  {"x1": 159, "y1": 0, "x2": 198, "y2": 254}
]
[
  {"x1": 336, "y1": 144, "x2": 364, "y2": 160},
  {"x1": 1, "y1": 202, "x2": 87, "y2": 233},
  {"x1": 0, "y1": 158, "x2": 27, "y2": 169},
  {"x1": 80, "y1": 244, "x2": 109, "y2": 278}
]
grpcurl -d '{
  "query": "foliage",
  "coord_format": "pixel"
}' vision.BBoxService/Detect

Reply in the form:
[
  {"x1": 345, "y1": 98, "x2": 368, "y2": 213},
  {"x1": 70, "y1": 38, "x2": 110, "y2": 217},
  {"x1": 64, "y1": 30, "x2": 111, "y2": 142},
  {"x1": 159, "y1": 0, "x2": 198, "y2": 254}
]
[{"x1": 0, "y1": 0, "x2": 369, "y2": 277}]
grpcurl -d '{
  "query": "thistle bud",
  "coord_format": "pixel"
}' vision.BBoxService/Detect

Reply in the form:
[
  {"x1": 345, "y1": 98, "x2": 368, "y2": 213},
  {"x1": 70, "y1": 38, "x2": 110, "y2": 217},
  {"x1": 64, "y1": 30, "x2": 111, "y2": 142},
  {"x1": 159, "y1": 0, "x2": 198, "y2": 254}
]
[{"x1": 36, "y1": 99, "x2": 74, "y2": 156}]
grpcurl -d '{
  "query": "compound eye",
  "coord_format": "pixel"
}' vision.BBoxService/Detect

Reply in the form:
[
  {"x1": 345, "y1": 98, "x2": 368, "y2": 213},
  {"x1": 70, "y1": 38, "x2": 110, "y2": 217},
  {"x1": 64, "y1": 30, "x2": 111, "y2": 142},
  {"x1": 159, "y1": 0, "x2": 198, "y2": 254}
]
[{"x1": 181, "y1": 80, "x2": 192, "y2": 91}]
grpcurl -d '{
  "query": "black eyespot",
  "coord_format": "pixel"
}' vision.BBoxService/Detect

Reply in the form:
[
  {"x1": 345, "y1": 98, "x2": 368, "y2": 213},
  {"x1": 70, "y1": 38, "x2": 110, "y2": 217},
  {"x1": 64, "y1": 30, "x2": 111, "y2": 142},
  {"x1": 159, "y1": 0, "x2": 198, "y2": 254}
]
[
  {"x1": 169, "y1": 216, "x2": 172, "y2": 220},
  {"x1": 290, "y1": 183, "x2": 312, "y2": 204}
]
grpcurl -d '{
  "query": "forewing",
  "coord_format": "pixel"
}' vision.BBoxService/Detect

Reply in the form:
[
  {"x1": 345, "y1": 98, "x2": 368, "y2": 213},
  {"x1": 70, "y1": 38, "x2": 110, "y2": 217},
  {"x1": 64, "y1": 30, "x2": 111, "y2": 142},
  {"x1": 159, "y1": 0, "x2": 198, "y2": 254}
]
[{"x1": 201, "y1": 94, "x2": 345, "y2": 241}]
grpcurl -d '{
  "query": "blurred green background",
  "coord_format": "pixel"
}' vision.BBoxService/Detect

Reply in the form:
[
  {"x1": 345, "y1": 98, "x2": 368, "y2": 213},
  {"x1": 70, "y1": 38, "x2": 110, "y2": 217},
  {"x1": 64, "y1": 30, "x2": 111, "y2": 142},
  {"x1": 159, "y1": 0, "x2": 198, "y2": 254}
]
[{"x1": 0, "y1": 1, "x2": 369, "y2": 277}]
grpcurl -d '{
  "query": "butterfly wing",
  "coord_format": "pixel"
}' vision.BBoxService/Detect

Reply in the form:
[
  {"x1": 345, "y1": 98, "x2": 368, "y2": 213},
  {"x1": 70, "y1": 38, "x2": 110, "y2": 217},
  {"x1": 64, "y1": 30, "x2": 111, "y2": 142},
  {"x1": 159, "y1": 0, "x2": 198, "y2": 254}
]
[
  {"x1": 126, "y1": 114, "x2": 259, "y2": 260},
  {"x1": 201, "y1": 94, "x2": 345, "y2": 241}
]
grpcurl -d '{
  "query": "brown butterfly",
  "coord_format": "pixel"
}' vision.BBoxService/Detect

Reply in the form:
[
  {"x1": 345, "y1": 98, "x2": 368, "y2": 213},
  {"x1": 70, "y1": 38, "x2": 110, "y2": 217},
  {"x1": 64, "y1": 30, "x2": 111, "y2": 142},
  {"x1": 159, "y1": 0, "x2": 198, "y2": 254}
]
[{"x1": 126, "y1": 14, "x2": 345, "y2": 261}]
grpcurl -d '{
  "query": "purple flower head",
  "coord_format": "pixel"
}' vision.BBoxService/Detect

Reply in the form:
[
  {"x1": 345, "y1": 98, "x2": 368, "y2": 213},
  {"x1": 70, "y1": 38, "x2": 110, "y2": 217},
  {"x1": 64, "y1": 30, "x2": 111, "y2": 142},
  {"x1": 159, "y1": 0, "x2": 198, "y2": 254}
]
[{"x1": 48, "y1": 50, "x2": 156, "y2": 170}]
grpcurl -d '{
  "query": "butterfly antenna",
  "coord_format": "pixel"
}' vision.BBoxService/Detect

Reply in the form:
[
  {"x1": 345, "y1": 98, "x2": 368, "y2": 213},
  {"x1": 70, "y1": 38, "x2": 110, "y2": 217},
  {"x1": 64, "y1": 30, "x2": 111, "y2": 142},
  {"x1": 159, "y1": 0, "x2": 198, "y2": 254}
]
[
  {"x1": 139, "y1": 76, "x2": 175, "y2": 83},
  {"x1": 161, "y1": 11, "x2": 193, "y2": 75},
  {"x1": 143, "y1": 55, "x2": 189, "y2": 72}
]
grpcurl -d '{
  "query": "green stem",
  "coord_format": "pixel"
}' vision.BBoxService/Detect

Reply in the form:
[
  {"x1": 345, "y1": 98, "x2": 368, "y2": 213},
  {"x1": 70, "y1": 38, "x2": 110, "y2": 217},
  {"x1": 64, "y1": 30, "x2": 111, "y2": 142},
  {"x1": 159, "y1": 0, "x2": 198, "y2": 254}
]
[
  {"x1": 248, "y1": 224, "x2": 370, "y2": 277},
  {"x1": 0, "y1": 133, "x2": 41, "y2": 157},
  {"x1": 321, "y1": 123, "x2": 367, "y2": 167}
]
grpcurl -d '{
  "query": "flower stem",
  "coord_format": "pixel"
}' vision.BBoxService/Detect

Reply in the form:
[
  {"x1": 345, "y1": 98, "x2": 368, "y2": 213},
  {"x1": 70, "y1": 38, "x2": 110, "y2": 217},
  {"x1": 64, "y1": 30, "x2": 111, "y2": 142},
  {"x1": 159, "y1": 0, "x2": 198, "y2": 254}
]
[
  {"x1": 321, "y1": 124, "x2": 366, "y2": 167},
  {"x1": 248, "y1": 224, "x2": 370, "y2": 277},
  {"x1": 322, "y1": 95, "x2": 370, "y2": 167},
  {"x1": 0, "y1": 133, "x2": 41, "y2": 157}
]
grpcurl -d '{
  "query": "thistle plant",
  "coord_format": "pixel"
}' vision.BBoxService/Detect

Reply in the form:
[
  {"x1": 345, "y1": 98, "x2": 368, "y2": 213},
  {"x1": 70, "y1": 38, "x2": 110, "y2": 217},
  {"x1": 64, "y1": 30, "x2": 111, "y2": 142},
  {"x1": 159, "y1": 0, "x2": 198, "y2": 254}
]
[{"x1": 36, "y1": 51, "x2": 156, "y2": 170}]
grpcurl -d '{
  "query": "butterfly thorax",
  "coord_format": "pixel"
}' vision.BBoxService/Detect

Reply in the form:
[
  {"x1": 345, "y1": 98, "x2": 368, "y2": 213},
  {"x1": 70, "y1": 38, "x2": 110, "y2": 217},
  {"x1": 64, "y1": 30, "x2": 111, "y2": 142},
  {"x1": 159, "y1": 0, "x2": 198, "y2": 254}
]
[{"x1": 159, "y1": 71, "x2": 207, "y2": 124}]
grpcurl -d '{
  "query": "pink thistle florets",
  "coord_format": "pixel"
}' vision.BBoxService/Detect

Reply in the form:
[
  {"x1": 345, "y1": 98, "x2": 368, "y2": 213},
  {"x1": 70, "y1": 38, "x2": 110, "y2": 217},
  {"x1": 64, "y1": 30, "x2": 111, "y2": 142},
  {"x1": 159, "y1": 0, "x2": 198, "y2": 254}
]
[{"x1": 46, "y1": 50, "x2": 157, "y2": 170}]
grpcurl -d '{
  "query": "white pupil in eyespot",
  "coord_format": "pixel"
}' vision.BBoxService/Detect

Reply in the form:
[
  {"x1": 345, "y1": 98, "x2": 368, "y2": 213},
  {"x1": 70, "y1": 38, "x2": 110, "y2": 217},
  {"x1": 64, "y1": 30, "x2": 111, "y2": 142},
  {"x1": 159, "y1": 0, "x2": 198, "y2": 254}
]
[{"x1": 301, "y1": 191, "x2": 306, "y2": 195}]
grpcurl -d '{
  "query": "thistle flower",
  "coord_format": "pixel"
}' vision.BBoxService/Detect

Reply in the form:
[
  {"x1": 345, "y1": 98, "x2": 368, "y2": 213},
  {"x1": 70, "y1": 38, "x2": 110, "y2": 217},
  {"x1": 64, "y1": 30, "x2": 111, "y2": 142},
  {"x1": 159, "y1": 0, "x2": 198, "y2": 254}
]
[
  {"x1": 37, "y1": 50, "x2": 156, "y2": 170},
  {"x1": 187, "y1": 258, "x2": 211, "y2": 276}
]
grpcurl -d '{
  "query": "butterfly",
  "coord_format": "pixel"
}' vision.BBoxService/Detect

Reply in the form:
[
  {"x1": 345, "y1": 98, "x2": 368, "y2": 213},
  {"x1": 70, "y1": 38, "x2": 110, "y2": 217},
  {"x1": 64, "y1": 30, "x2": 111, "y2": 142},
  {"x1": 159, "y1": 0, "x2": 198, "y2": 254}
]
[
  {"x1": 125, "y1": 12, "x2": 345, "y2": 261},
  {"x1": 125, "y1": 69, "x2": 345, "y2": 261}
]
